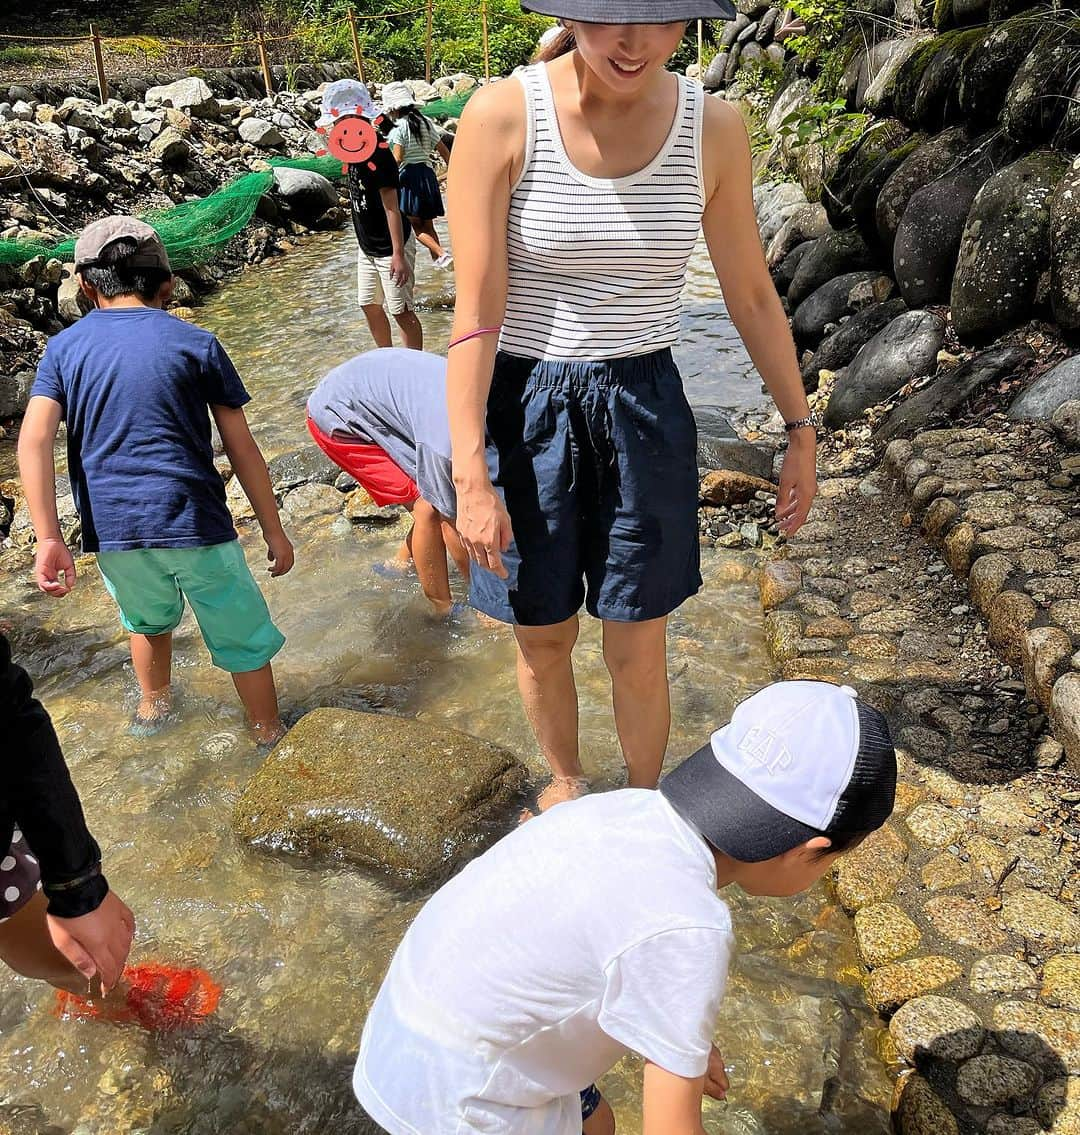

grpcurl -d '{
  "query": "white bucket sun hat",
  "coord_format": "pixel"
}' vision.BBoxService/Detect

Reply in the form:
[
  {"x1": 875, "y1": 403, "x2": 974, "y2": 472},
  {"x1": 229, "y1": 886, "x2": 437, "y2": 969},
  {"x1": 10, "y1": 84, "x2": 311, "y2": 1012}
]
[
  {"x1": 316, "y1": 79, "x2": 381, "y2": 128},
  {"x1": 380, "y1": 81, "x2": 421, "y2": 113}
]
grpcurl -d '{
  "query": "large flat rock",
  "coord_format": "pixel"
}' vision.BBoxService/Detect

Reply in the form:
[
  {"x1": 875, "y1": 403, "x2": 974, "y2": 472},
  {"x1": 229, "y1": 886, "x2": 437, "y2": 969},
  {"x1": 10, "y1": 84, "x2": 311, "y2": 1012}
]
[{"x1": 233, "y1": 708, "x2": 527, "y2": 886}]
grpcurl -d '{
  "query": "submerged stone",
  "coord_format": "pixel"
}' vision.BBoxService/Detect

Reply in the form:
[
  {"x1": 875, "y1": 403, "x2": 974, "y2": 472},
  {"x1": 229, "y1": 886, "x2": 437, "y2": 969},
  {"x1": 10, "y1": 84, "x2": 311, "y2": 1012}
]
[
  {"x1": 233, "y1": 708, "x2": 528, "y2": 886},
  {"x1": 867, "y1": 956, "x2": 964, "y2": 1013}
]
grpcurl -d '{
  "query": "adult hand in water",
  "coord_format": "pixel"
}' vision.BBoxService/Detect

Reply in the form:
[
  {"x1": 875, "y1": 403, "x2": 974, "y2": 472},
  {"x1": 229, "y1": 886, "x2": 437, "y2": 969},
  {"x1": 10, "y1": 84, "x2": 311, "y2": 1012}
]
[
  {"x1": 34, "y1": 537, "x2": 77, "y2": 597},
  {"x1": 47, "y1": 890, "x2": 135, "y2": 995},
  {"x1": 457, "y1": 483, "x2": 513, "y2": 579},
  {"x1": 776, "y1": 431, "x2": 817, "y2": 537},
  {"x1": 704, "y1": 1043, "x2": 730, "y2": 1101}
]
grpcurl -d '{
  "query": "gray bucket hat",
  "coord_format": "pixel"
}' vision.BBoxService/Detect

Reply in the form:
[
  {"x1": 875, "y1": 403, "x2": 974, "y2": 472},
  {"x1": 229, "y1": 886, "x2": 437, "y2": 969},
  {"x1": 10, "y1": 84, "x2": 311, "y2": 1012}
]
[
  {"x1": 74, "y1": 216, "x2": 171, "y2": 273},
  {"x1": 522, "y1": 0, "x2": 737, "y2": 21}
]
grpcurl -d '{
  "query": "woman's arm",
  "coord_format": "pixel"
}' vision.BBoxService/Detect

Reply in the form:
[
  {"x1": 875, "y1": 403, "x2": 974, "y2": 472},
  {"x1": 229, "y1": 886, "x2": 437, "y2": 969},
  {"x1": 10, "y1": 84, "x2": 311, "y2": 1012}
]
[
  {"x1": 392, "y1": 142, "x2": 405, "y2": 164},
  {"x1": 700, "y1": 98, "x2": 817, "y2": 537},
  {"x1": 445, "y1": 81, "x2": 525, "y2": 577},
  {"x1": 436, "y1": 139, "x2": 452, "y2": 165}
]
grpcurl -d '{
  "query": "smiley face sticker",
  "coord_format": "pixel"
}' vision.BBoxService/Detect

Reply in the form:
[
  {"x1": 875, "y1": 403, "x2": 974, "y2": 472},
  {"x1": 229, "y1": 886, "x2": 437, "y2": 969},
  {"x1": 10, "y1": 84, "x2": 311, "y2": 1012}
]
[{"x1": 316, "y1": 106, "x2": 391, "y2": 174}]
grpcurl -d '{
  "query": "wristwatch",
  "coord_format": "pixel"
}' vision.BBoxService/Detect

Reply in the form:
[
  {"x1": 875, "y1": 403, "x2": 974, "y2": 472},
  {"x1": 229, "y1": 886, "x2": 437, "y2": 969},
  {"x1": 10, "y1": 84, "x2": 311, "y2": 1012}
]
[{"x1": 784, "y1": 411, "x2": 821, "y2": 433}]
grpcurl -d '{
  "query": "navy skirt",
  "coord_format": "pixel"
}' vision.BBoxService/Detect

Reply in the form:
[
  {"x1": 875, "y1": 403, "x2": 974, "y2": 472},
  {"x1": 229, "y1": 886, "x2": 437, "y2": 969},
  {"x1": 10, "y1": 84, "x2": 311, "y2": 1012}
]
[{"x1": 399, "y1": 163, "x2": 445, "y2": 221}]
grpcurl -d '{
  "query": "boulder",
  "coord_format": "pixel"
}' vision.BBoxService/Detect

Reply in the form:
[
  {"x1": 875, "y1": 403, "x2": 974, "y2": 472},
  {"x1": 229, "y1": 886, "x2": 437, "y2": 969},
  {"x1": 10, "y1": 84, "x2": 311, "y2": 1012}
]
[
  {"x1": 721, "y1": 13, "x2": 753, "y2": 48},
  {"x1": 802, "y1": 297, "x2": 907, "y2": 387},
  {"x1": 267, "y1": 444, "x2": 340, "y2": 494},
  {"x1": 823, "y1": 118, "x2": 911, "y2": 230},
  {"x1": 271, "y1": 166, "x2": 338, "y2": 225},
  {"x1": 700, "y1": 469, "x2": 777, "y2": 506},
  {"x1": 737, "y1": 42, "x2": 765, "y2": 68},
  {"x1": 765, "y1": 202, "x2": 831, "y2": 267},
  {"x1": 233, "y1": 708, "x2": 527, "y2": 886},
  {"x1": 951, "y1": 150, "x2": 1070, "y2": 342},
  {"x1": 766, "y1": 77, "x2": 812, "y2": 136},
  {"x1": 145, "y1": 76, "x2": 219, "y2": 118},
  {"x1": 280, "y1": 482, "x2": 342, "y2": 521},
  {"x1": 756, "y1": 7, "x2": 780, "y2": 40},
  {"x1": 1009, "y1": 355, "x2": 1080, "y2": 421},
  {"x1": 1049, "y1": 158, "x2": 1080, "y2": 335},
  {"x1": 0, "y1": 369, "x2": 33, "y2": 419},
  {"x1": 914, "y1": 27, "x2": 984, "y2": 131},
  {"x1": 697, "y1": 435, "x2": 775, "y2": 480},
  {"x1": 703, "y1": 50, "x2": 730, "y2": 90},
  {"x1": 56, "y1": 97, "x2": 102, "y2": 134},
  {"x1": 56, "y1": 264, "x2": 89, "y2": 324},
  {"x1": 825, "y1": 310, "x2": 946, "y2": 428},
  {"x1": 1002, "y1": 35, "x2": 1077, "y2": 144},
  {"x1": 861, "y1": 35, "x2": 933, "y2": 115},
  {"x1": 958, "y1": 16, "x2": 1044, "y2": 126},
  {"x1": 851, "y1": 135, "x2": 924, "y2": 251},
  {"x1": 148, "y1": 126, "x2": 190, "y2": 165},
  {"x1": 791, "y1": 270, "x2": 893, "y2": 348},
  {"x1": 951, "y1": 0, "x2": 990, "y2": 23},
  {"x1": 875, "y1": 126, "x2": 971, "y2": 255},
  {"x1": 876, "y1": 344, "x2": 1034, "y2": 442},
  {"x1": 771, "y1": 238, "x2": 816, "y2": 296},
  {"x1": 238, "y1": 117, "x2": 284, "y2": 148},
  {"x1": 787, "y1": 229, "x2": 877, "y2": 308}
]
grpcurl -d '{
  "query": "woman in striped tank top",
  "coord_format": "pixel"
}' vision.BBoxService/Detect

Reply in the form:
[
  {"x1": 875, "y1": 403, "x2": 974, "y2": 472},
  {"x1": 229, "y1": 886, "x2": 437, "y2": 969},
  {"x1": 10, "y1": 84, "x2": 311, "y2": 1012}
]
[{"x1": 446, "y1": 1, "x2": 819, "y2": 814}]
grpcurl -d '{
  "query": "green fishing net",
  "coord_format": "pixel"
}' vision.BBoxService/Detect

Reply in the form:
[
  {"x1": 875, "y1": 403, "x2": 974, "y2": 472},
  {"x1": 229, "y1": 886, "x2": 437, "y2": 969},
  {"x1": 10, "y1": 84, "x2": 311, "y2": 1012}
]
[{"x1": 420, "y1": 88, "x2": 475, "y2": 121}]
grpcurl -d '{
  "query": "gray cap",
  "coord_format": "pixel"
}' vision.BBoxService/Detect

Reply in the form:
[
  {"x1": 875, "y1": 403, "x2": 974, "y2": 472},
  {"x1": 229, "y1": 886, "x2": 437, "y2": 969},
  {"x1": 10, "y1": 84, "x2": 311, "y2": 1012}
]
[
  {"x1": 522, "y1": 0, "x2": 738, "y2": 20},
  {"x1": 74, "y1": 216, "x2": 171, "y2": 273}
]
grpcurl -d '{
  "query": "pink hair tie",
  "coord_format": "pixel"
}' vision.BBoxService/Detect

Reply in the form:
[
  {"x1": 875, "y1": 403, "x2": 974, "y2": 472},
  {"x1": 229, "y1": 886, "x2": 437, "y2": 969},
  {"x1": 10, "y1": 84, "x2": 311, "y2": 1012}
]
[{"x1": 448, "y1": 326, "x2": 502, "y2": 350}]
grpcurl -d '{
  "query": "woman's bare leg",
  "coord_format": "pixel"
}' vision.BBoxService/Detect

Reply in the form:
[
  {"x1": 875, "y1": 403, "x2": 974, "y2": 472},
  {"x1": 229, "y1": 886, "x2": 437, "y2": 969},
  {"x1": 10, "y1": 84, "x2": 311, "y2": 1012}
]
[
  {"x1": 602, "y1": 617, "x2": 670, "y2": 788},
  {"x1": 408, "y1": 217, "x2": 446, "y2": 260}
]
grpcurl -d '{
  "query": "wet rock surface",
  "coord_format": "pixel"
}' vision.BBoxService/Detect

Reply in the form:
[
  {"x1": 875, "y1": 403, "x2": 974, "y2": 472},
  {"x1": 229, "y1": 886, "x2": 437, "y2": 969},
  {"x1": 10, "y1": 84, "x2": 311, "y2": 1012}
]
[{"x1": 233, "y1": 707, "x2": 528, "y2": 886}]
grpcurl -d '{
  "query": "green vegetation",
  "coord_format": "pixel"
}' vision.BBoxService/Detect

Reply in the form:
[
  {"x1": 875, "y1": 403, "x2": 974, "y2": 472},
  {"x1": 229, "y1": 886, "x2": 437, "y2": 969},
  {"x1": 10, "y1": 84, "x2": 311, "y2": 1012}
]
[{"x1": 0, "y1": 45, "x2": 63, "y2": 66}]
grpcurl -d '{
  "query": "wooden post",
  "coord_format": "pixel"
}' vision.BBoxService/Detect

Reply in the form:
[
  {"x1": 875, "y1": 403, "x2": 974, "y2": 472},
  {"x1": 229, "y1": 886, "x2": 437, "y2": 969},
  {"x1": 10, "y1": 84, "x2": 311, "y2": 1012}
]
[
  {"x1": 256, "y1": 28, "x2": 274, "y2": 97},
  {"x1": 89, "y1": 23, "x2": 108, "y2": 103},
  {"x1": 425, "y1": 0, "x2": 434, "y2": 84},
  {"x1": 697, "y1": 20, "x2": 704, "y2": 78},
  {"x1": 481, "y1": 0, "x2": 490, "y2": 83},
  {"x1": 347, "y1": 8, "x2": 366, "y2": 84}
]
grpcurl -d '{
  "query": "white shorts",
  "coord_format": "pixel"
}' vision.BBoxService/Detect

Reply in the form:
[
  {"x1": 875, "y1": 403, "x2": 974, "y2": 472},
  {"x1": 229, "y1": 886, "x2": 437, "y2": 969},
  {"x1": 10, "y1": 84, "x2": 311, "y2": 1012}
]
[{"x1": 357, "y1": 235, "x2": 416, "y2": 315}]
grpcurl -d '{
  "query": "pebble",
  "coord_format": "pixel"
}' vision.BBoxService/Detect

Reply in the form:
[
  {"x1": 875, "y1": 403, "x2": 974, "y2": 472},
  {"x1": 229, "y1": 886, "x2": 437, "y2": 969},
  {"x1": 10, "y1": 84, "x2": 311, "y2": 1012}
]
[
  {"x1": 894, "y1": 1073, "x2": 958, "y2": 1135},
  {"x1": 920, "y1": 852, "x2": 972, "y2": 892},
  {"x1": 956, "y1": 1054, "x2": 1038, "y2": 1108},
  {"x1": 923, "y1": 895, "x2": 1008, "y2": 950},
  {"x1": 889, "y1": 994, "x2": 985, "y2": 1062}
]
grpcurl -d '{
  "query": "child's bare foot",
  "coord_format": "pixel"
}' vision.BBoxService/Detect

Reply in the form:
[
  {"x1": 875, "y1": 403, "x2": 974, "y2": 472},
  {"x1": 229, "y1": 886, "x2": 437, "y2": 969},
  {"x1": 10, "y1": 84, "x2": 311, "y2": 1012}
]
[
  {"x1": 252, "y1": 718, "x2": 286, "y2": 750},
  {"x1": 519, "y1": 775, "x2": 590, "y2": 824},
  {"x1": 130, "y1": 688, "x2": 172, "y2": 737}
]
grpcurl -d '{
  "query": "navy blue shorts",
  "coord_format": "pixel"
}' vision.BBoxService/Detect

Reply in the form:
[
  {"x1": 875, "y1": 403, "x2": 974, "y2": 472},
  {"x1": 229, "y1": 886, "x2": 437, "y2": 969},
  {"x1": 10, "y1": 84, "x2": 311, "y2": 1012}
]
[
  {"x1": 470, "y1": 349, "x2": 702, "y2": 626},
  {"x1": 580, "y1": 1083, "x2": 602, "y2": 1123}
]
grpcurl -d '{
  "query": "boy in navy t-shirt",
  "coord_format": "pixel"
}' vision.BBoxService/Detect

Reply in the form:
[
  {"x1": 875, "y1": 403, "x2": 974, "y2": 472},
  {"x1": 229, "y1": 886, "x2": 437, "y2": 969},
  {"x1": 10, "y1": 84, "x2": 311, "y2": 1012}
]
[{"x1": 18, "y1": 217, "x2": 293, "y2": 745}]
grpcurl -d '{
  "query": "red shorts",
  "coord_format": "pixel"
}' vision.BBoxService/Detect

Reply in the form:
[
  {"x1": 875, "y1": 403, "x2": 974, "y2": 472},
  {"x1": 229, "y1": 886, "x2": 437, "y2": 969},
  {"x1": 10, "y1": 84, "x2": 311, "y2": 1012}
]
[{"x1": 306, "y1": 417, "x2": 420, "y2": 507}]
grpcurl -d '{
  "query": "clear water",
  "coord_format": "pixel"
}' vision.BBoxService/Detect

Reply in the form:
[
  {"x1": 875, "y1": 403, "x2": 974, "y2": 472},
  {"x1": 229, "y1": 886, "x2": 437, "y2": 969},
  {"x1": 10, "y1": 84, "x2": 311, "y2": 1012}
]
[{"x1": 0, "y1": 236, "x2": 892, "y2": 1134}]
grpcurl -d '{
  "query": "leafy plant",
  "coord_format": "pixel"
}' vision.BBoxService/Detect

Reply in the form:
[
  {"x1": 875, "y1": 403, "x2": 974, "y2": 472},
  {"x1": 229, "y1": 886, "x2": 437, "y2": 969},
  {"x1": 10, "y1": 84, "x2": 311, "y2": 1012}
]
[
  {"x1": 0, "y1": 45, "x2": 63, "y2": 66},
  {"x1": 776, "y1": 98, "x2": 868, "y2": 154}
]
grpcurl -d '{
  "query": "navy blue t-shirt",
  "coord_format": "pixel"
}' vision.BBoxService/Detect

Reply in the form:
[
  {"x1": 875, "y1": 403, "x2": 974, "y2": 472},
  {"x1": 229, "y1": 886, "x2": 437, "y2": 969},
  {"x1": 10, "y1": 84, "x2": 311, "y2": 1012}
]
[{"x1": 31, "y1": 307, "x2": 250, "y2": 553}]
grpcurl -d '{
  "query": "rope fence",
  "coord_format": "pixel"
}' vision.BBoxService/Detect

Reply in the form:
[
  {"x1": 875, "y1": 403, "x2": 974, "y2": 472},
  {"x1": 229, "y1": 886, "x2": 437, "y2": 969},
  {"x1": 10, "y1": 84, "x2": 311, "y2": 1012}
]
[{"x1": 0, "y1": 3, "x2": 444, "y2": 98}]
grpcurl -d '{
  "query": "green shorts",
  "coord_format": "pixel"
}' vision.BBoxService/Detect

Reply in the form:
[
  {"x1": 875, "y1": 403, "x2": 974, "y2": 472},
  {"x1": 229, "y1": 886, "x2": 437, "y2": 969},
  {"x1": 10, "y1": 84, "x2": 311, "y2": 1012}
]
[{"x1": 97, "y1": 541, "x2": 285, "y2": 674}]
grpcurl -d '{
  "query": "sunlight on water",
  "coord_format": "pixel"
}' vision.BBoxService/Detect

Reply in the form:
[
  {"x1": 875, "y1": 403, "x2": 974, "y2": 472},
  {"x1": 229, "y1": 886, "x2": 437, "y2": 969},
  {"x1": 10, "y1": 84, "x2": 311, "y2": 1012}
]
[{"x1": 0, "y1": 237, "x2": 891, "y2": 1134}]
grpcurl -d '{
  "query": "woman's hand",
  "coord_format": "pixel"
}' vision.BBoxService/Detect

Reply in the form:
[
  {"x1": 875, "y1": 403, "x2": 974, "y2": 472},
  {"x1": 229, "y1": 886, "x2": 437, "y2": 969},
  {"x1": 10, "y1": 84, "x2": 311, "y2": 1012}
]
[
  {"x1": 776, "y1": 430, "x2": 818, "y2": 537},
  {"x1": 456, "y1": 483, "x2": 514, "y2": 579}
]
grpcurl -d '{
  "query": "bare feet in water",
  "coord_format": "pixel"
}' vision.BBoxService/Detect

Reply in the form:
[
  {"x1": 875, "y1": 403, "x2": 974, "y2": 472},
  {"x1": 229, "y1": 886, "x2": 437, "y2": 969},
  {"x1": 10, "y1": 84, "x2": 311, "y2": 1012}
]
[
  {"x1": 130, "y1": 688, "x2": 172, "y2": 737},
  {"x1": 520, "y1": 775, "x2": 590, "y2": 823}
]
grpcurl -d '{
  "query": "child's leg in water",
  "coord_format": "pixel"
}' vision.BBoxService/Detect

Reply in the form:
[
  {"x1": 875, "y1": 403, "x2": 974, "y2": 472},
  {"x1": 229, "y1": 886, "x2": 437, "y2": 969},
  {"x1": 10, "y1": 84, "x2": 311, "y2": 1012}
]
[
  {"x1": 129, "y1": 631, "x2": 173, "y2": 723},
  {"x1": 441, "y1": 519, "x2": 469, "y2": 578},
  {"x1": 231, "y1": 662, "x2": 284, "y2": 746},
  {"x1": 410, "y1": 498, "x2": 453, "y2": 615}
]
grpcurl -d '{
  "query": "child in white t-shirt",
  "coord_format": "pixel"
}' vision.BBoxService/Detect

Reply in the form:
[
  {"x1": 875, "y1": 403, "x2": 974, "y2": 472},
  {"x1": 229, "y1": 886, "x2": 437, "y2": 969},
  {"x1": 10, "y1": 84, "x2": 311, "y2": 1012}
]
[{"x1": 353, "y1": 681, "x2": 897, "y2": 1134}]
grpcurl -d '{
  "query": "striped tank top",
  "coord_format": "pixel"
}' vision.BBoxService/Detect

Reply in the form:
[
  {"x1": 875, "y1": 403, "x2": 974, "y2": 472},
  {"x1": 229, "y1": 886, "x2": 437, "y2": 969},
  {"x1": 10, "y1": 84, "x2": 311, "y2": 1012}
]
[{"x1": 501, "y1": 63, "x2": 706, "y2": 361}]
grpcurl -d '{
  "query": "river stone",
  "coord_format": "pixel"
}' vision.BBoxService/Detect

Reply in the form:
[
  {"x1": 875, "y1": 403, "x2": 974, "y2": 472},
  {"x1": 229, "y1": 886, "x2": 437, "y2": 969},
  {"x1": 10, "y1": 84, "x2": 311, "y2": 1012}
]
[
  {"x1": 1003, "y1": 36, "x2": 1076, "y2": 143},
  {"x1": 268, "y1": 445, "x2": 339, "y2": 494},
  {"x1": 824, "y1": 118, "x2": 912, "y2": 230},
  {"x1": 889, "y1": 994, "x2": 985, "y2": 1062},
  {"x1": 923, "y1": 895, "x2": 1007, "y2": 949},
  {"x1": 852, "y1": 135, "x2": 924, "y2": 251},
  {"x1": 970, "y1": 954, "x2": 1037, "y2": 996},
  {"x1": 225, "y1": 474, "x2": 255, "y2": 521},
  {"x1": 868, "y1": 957, "x2": 964, "y2": 1013},
  {"x1": 1050, "y1": 162, "x2": 1080, "y2": 334},
  {"x1": 1012, "y1": 355, "x2": 1080, "y2": 423},
  {"x1": 280, "y1": 482, "x2": 342, "y2": 521},
  {"x1": 700, "y1": 469, "x2": 776, "y2": 506},
  {"x1": 952, "y1": 150, "x2": 1070, "y2": 342},
  {"x1": 787, "y1": 229, "x2": 877, "y2": 309},
  {"x1": 894, "y1": 1074, "x2": 959, "y2": 1135},
  {"x1": 1042, "y1": 956, "x2": 1080, "y2": 1012},
  {"x1": 994, "y1": 1001, "x2": 1080, "y2": 1074},
  {"x1": 697, "y1": 437, "x2": 774, "y2": 480},
  {"x1": 148, "y1": 126, "x2": 190, "y2": 165},
  {"x1": 875, "y1": 126, "x2": 970, "y2": 254},
  {"x1": 271, "y1": 167, "x2": 338, "y2": 225},
  {"x1": 905, "y1": 802, "x2": 966, "y2": 848},
  {"x1": 1035, "y1": 1077, "x2": 1080, "y2": 1135},
  {"x1": 759, "y1": 559, "x2": 802, "y2": 610},
  {"x1": 957, "y1": 1054, "x2": 1038, "y2": 1108},
  {"x1": 825, "y1": 310, "x2": 945, "y2": 429},
  {"x1": 765, "y1": 202, "x2": 831, "y2": 267},
  {"x1": 145, "y1": 76, "x2": 219, "y2": 118},
  {"x1": 703, "y1": 49, "x2": 730, "y2": 90},
  {"x1": 1023, "y1": 626, "x2": 1073, "y2": 708},
  {"x1": 233, "y1": 708, "x2": 527, "y2": 886},
  {"x1": 855, "y1": 902, "x2": 922, "y2": 967},
  {"x1": 958, "y1": 16, "x2": 1044, "y2": 126},
  {"x1": 1053, "y1": 400, "x2": 1080, "y2": 447},
  {"x1": 791, "y1": 270, "x2": 889, "y2": 349},
  {"x1": 1050, "y1": 673, "x2": 1080, "y2": 772},
  {"x1": 987, "y1": 590, "x2": 1038, "y2": 665},
  {"x1": 771, "y1": 238, "x2": 815, "y2": 297},
  {"x1": 1002, "y1": 889, "x2": 1080, "y2": 948},
  {"x1": 802, "y1": 298, "x2": 907, "y2": 388},
  {"x1": 764, "y1": 609, "x2": 803, "y2": 663},
  {"x1": 834, "y1": 825, "x2": 908, "y2": 912},
  {"x1": 0, "y1": 369, "x2": 33, "y2": 419},
  {"x1": 238, "y1": 117, "x2": 284, "y2": 147},
  {"x1": 914, "y1": 28, "x2": 984, "y2": 131},
  {"x1": 921, "y1": 851, "x2": 971, "y2": 891},
  {"x1": 765, "y1": 78, "x2": 812, "y2": 136},
  {"x1": 861, "y1": 35, "x2": 934, "y2": 115},
  {"x1": 876, "y1": 345, "x2": 1034, "y2": 444}
]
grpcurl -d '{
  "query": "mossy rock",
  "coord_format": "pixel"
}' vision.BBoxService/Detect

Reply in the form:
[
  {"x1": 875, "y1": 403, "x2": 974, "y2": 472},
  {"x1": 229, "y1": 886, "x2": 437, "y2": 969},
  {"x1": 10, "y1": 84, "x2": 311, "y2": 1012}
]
[
  {"x1": 951, "y1": 149, "x2": 1071, "y2": 342},
  {"x1": 932, "y1": 0, "x2": 954, "y2": 29},
  {"x1": 851, "y1": 134, "x2": 924, "y2": 251},
  {"x1": 957, "y1": 14, "x2": 1045, "y2": 126},
  {"x1": 823, "y1": 117, "x2": 911, "y2": 229},
  {"x1": 892, "y1": 35, "x2": 956, "y2": 125},
  {"x1": 1050, "y1": 158, "x2": 1080, "y2": 336},
  {"x1": 1002, "y1": 31, "x2": 1080, "y2": 143},
  {"x1": 233, "y1": 708, "x2": 529, "y2": 888},
  {"x1": 913, "y1": 27, "x2": 986, "y2": 131}
]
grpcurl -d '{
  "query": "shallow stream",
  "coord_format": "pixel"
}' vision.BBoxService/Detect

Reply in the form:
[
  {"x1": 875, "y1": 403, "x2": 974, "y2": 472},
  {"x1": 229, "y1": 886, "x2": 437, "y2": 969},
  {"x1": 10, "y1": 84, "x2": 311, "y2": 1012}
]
[{"x1": 0, "y1": 234, "x2": 893, "y2": 1133}]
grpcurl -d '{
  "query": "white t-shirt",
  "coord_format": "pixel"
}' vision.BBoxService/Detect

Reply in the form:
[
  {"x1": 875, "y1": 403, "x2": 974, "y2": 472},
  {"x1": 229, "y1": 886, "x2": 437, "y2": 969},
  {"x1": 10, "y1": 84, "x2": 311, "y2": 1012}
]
[{"x1": 354, "y1": 789, "x2": 734, "y2": 1135}]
